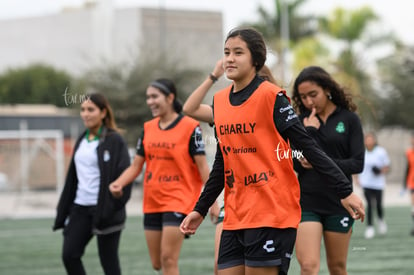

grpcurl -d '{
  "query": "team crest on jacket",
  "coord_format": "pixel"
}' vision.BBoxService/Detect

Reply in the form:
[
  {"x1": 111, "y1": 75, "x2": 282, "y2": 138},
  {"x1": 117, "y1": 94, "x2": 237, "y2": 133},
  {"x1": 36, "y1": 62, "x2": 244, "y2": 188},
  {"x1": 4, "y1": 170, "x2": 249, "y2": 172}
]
[{"x1": 336, "y1": 122, "x2": 345, "y2": 133}]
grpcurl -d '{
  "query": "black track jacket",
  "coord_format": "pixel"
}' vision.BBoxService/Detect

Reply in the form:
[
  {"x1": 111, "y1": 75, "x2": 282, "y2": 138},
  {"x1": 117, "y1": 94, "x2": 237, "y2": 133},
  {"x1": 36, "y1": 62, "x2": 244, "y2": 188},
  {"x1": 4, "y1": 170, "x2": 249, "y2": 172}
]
[{"x1": 53, "y1": 127, "x2": 132, "y2": 234}]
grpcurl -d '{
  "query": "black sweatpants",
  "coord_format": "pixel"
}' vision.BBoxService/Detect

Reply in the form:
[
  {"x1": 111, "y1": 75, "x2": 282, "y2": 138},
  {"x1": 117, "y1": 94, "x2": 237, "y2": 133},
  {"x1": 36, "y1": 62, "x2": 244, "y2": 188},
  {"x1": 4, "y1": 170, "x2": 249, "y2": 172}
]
[
  {"x1": 363, "y1": 188, "x2": 384, "y2": 226},
  {"x1": 62, "y1": 204, "x2": 122, "y2": 275}
]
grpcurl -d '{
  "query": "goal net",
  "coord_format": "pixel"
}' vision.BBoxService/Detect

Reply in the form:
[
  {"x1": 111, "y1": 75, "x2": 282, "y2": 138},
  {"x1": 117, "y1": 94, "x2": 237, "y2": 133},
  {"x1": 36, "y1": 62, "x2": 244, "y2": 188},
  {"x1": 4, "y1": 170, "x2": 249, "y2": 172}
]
[{"x1": 0, "y1": 129, "x2": 65, "y2": 193}]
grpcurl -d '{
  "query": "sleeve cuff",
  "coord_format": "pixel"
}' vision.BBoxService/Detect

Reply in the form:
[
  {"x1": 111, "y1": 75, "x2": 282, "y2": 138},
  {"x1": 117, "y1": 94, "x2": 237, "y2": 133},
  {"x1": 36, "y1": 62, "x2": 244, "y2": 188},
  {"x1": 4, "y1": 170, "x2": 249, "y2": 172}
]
[
  {"x1": 193, "y1": 206, "x2": 208, "y2": 218},
  {"x1": 337, "y1": 189, "x2": 352, "y2": 199}
]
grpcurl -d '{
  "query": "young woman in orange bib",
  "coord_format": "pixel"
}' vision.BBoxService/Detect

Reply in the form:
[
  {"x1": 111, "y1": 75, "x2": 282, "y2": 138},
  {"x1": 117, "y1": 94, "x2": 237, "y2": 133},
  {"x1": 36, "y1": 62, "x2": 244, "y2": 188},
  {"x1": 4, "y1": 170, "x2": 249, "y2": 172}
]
[{"x1": 180, "y1": 27, "x2": 365, "y2": 275}]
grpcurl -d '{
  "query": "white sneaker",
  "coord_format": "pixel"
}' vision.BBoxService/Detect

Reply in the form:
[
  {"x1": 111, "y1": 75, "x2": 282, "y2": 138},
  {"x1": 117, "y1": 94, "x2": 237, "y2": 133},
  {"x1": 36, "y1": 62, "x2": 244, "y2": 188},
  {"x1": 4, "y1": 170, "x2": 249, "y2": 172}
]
[
  {"x1": 364, "y1": 226, "x2": 375, "y2": 239},
  {"x1": 378, "y1": 220, "x2": 387, "y2": 235}
]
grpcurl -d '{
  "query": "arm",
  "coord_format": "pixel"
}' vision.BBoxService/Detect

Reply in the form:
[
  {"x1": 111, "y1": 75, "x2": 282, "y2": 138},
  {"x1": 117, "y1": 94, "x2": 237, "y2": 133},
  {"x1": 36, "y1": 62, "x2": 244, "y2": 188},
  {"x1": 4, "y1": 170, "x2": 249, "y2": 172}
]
[
  {"x1": 376, "y1": 153, "x2": 390, "y2": 175},
  {"x1": 274, "y1": 97, "x2": 346, "y2": 188},
  {"x1": 284, "y1": 125, "x2": 364, "y2": 221},
  {"x1": 353, "y1": 174, "x2": 361, "y2": 187},
  {"x1": 273, "y1": 95, "x2": 364, "y2": 221},
  {"x1": 380, "y1": 147, "x2": 391, "y2": 174},
  {"x1": 183, "y1": 59, "x2": 224, "y2": 123},
  {"x1": 194, "y1": 154, "x2": 210, "y2": 184},
  {"x1": 381, "y1": 165, "x2": 390, "y2": 174},
  {"x1": 194, "y1": 154, "x2": 220, "y2": 223},
  {"x1": 292, "y1": 149, "x2": 306, "y2": 174},
  {"x1": 285, "y1": 125, "x2": 364, "y2": 220},
  {"x1": 193, "y1": 143, "x2": 225, "y2": 216},
  {"x1": 190, "y1": 125, "x2": 210, "y2": 185},
  {"x1": 180, "y1": 143, "x2": 225, "y2": 234},
  {"x1": 113, "y1": 135, "x2": 134, "y2": 207},
  {"x1": 285, "y1": 124, "x2": 353, "y2": 198},
  {"x1": 53, "y1": 135, "x2": 84, "y2": 231},
  {"x1": 109, "y1": 155, "x2": 145, "y2": 198}
]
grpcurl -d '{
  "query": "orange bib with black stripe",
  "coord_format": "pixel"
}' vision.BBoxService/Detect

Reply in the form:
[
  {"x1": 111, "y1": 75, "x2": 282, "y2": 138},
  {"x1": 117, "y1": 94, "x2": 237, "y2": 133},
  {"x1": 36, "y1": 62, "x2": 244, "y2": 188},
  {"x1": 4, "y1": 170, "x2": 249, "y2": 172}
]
[
  {"x1": 213, "y1": 81, "x2": 301, "y2": 230},
  {"x1": 142, "y1": 116, "x2": 203, "y2": 214}
]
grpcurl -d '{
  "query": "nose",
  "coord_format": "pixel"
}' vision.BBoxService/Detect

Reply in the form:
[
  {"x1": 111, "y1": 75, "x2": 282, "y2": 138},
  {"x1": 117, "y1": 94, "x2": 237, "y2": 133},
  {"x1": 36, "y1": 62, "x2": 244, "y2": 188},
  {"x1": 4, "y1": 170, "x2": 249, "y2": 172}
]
[
  {"x1": 225, "y1": 53, "x2": 235, "y2": 63},
  {"x1": 304, "y1": 97, "x2": 314, "y2": 107}
]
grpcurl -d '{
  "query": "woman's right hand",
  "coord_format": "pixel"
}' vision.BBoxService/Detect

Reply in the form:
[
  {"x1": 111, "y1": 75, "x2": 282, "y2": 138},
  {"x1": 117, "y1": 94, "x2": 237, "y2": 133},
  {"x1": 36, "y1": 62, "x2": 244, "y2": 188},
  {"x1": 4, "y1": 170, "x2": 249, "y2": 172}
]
[
  {"x1": 212, "y1": 58, "x2": 225, "y2": 79},
  {"x1": 303, "y1": 108, "x2": 320, "y2": 129},
  {"x1": 180, "y1": 211, "x2": 204, "y2": 235},
  {"x1": 109, "y1": 181, "x2": 123, "y2": 198},
  {"x1": 340, "y1": 192, "x2": 365, "y2": 222}
]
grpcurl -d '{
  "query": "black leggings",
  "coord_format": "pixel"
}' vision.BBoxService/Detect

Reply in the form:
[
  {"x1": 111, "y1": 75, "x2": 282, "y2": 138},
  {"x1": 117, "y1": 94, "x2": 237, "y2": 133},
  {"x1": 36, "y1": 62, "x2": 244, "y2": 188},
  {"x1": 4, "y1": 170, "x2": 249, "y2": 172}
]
[
  {"x1": 62, "y1": 204, "x2": 122, "y2": 275},
  {"x1": 363, "y1": 188, "x2": 384, "y2": 226}
]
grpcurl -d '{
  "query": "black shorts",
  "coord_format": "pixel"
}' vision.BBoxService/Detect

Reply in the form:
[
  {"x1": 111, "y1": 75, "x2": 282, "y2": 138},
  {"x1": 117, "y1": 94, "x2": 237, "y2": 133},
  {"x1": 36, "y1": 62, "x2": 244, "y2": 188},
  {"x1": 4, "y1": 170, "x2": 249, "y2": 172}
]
[
  {"x1": 217, "y1": 227, "x2": 296, "y2": 274},
  {"x1": 301, "y1": 211, "x2": 354, "y2": 233},
  {"x1": 143, "y1": 212, "x2": 186, "y2": 230}
]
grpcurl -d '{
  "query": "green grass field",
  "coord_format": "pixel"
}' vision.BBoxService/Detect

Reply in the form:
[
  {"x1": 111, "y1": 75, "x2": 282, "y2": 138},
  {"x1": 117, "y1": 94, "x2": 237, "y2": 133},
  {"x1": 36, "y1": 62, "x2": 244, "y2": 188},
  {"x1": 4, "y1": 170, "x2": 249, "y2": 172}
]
[{"x1": 1, "y1": 206, "x2": 414, "y2": 275}]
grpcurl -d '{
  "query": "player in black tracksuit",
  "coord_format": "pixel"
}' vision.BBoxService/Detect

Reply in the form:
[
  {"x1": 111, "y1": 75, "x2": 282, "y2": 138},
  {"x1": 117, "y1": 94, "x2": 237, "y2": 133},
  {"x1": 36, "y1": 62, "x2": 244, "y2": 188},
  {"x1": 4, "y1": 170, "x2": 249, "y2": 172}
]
[
  {"x1": 53, "y1": 94, "x2": 132, "y2": 275},
  {"x1": 295, "y1": 107, "x2": 364, "y2": 216},
  {"x1": 291, "y1": 66, "x2": 365, "y2": 275}
]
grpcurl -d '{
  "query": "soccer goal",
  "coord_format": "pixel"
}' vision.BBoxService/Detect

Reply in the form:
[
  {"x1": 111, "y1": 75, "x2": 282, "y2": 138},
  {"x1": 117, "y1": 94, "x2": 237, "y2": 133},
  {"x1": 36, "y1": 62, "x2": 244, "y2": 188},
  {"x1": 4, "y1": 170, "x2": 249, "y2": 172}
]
[{"x1": 0, "y1": 127, "x2": 65, "y2": 193}]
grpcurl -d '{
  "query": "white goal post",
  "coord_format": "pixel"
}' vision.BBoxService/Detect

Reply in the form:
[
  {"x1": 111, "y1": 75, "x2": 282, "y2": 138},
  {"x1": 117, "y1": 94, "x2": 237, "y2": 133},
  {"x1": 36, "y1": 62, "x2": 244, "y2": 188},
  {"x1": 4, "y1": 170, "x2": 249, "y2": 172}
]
[{"x1": 0, "y1": 126, "x2": 65, "y2": 194}]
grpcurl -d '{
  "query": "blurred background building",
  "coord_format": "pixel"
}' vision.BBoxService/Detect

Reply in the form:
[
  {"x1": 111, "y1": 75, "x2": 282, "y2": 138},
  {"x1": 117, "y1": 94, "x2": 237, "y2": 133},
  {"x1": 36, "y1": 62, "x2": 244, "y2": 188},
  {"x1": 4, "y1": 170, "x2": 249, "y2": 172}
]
[
  {"x1": 0, "y1": 0, "x2": 412, "y2": 193},
  {"x1": 0, "y1": 1, "x2": 223, "y2": 191},
  {"x1": 0, "y1": 2, "x2": 223, "y2": 76}
]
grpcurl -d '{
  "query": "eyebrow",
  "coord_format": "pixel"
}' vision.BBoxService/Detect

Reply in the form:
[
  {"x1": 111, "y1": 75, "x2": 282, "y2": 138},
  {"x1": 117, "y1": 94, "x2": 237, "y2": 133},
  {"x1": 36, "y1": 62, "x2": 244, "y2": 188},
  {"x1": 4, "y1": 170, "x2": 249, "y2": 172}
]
[
  {"x1": 299, "y1": 90, "x2": 318, "y2": 95},
  {"x1": 224, "y1": 46, "x2": 245, "y2": 51}
]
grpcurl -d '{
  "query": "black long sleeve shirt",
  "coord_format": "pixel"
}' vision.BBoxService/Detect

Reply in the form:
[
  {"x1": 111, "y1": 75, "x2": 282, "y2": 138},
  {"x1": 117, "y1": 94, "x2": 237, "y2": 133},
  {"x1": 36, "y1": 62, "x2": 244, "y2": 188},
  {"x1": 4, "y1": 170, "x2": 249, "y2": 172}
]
[{"x1": 294, "y1": 108, "x2": 364, "y2": 214}]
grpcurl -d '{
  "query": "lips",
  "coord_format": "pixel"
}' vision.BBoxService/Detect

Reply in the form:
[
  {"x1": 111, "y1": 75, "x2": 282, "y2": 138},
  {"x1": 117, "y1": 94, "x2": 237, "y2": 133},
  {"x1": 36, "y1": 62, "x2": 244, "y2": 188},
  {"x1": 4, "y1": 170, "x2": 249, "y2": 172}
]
[
  {"x1": 149, "y1": 106, "x2": 159, "y2": 112},
  {"x1": 149, "y1": 106, "x2": 160, "y2": 116},
  {"x1": 82, "y1": 119, "x2": 93, "y2": 127}
]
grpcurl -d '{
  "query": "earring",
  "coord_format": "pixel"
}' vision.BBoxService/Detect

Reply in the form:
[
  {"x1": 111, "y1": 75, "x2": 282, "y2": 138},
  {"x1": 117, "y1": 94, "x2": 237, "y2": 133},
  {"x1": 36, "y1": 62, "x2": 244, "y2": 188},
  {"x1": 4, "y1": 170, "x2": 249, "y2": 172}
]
[{"x1": 327, "y1": 93, "x2": 332, "y2": 100}]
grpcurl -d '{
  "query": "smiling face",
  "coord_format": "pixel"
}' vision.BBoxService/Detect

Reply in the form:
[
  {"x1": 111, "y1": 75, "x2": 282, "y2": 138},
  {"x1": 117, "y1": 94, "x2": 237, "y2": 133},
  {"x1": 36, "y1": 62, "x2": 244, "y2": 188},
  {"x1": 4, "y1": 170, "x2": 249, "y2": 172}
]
[
  {"x1": 146, "y1": 86, "x2": 174, "y2": 118},
  {"x1": 297, "y1": 81, "x2": 331, "y2": 115},
  {"x1": 223, "y1": 36, "x2": 256, "y2": 83},
  {"x1": 80, "y1": 99, "x2": 106, "y2": 131}
]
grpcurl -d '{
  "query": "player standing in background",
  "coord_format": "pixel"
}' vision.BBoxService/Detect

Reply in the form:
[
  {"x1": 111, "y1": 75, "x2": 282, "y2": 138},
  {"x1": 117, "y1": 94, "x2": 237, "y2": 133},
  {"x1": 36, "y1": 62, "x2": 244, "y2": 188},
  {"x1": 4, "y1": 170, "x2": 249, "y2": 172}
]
[{"x1": 357, "y1": 132, "x2": 390, "y2": 239}]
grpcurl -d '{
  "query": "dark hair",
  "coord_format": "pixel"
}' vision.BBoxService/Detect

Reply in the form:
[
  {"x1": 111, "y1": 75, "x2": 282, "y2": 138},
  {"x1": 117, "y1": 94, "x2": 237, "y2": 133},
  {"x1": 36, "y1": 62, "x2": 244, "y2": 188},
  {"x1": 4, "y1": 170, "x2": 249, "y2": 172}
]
[
  {"x1": 258, "y1": 65, "x2": 277, "y2": 85},
  {"x1": 150, "y1": 78, "x2": 182, "y2": 113},
  {"x1": 292, "y1": 66, "x2": 357, "y2": 114},
  {"x1": 88, "y1": 93, "x2": 119, "y2": 131},
  {"x1": 225, "y1": 27, "x2": 266, "y2": 72}
]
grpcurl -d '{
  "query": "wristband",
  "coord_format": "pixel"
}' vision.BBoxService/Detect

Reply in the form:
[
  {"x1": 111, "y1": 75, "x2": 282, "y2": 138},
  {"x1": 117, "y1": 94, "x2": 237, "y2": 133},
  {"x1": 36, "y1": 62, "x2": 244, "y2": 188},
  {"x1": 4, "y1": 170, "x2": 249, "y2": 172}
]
[{"x1": 209, "y1": 73, "x2": 218, "y2": 83}]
